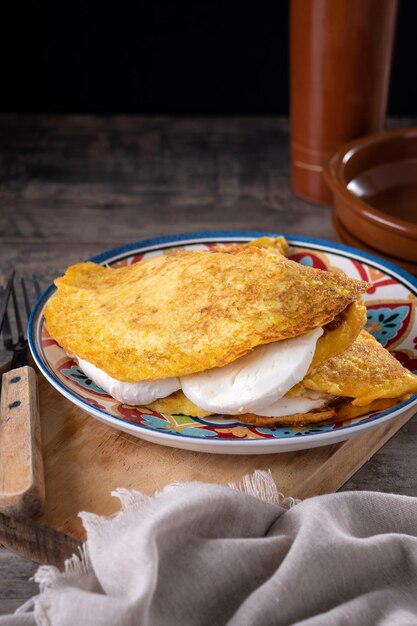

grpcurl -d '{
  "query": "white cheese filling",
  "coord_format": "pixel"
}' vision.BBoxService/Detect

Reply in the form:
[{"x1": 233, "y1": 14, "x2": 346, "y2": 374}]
[
  {"x1": 75, "y1": 326, "x2": 327, "y2": 417},
  {"x1": 76, "y1": 357, "x2": 181, "y2": 406},
  {"x1": 180, "y1": 327, "x2": 323, "y2": 414}
]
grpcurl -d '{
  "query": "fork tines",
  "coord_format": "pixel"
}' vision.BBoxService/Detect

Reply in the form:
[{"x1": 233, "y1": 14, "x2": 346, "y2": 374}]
[
  {"x1": 1, "y1": 275, "x2": 42, "y2": 350},
  {"x1": 0, "y1": 271, "x2": 15, "y2": 335}
]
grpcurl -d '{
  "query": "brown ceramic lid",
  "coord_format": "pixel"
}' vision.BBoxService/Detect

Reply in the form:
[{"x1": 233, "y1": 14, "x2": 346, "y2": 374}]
[{"x1": 324, "y1": 127, "x2": 417, "y2": 263}]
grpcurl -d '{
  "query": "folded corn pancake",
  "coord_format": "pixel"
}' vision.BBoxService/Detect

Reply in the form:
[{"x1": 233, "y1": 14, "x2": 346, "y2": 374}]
[
  {"x1": 306, "y1": 299, "x2": 366, "y2": 373},
  {"x1": 303, "y1": 330, "x2": 417, "y2": 407},
  {"x1": 44, "y1": 243, "x2": 369, "y2": 382},
  {"x1": 45, "y1": 237, "x2": 417, "y2": 427}
]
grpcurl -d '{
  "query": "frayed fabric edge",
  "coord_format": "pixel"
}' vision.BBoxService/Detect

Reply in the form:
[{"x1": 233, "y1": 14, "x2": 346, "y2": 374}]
[
  {"x1": 15, "y1": 470, "x2": 297, "y2": 615},
  {"x1": 14, "y1": 545, "x2": 92, "y2": 615},
  {"x1": 229, "y1": 470, "x2": 300, "y2": 509},
  {"x1": 79, "y1": 488, "x2": 153, "y2": 530},
  {"x1": 34, "y1": 543, "x2": 91, "y2": 592},
  {"x1": 80, "y1": 471, "x2": 299, "y2": 530}
]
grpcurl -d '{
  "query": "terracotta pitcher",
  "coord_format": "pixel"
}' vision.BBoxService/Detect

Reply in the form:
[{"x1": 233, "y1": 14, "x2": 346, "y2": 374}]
[{"x1": 290, "y1": 0, "x2": 399, "y2": 205}]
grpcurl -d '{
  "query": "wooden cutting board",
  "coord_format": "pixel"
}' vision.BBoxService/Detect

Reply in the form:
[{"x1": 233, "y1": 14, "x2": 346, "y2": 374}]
[{"x1": 1, "y1": 364, "x2": 416, "y2": 567}]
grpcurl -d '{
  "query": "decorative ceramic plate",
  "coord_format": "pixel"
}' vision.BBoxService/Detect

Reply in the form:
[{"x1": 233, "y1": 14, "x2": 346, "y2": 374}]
[{"x1": 29, "y1": 232, "x2": 417, "y2": 454}]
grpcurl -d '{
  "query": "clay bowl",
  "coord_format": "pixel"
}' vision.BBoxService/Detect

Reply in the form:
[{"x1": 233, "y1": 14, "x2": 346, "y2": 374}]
[
  {"x1": 332, "y1": 212, "x2": 417, "y2": 276},
  {"x1": 324, "y1": 127, "x2": 417, "y2": 263}
]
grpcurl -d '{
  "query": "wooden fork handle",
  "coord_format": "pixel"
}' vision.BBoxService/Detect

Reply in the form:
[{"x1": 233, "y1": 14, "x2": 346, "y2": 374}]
[{"x1": 0, "y1": 365, "x2": 45, "y2": 517}]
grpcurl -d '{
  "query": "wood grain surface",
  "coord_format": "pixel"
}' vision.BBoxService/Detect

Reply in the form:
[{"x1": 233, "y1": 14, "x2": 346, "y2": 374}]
[{"x1": 0, "y1": 115, "x2": 416, "y2": 615}]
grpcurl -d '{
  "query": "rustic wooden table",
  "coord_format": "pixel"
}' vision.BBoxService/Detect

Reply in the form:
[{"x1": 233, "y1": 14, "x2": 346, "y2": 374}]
[{"x1": 0, "y1": 115, "x2": 416, "y2": 614}]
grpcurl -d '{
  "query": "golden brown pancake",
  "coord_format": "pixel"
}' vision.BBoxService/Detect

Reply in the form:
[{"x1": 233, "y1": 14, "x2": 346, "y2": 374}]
[
  {"x1": 223, "y1": 236, "x2": 290, "y2": 256},
  {"x1": 304, "y1": 330, "x2": 417, "y2": 406},
  {"x1": 44, "y1": 236, "x2": 416, "y2": 427},
  {"x1": 44, "y1": 244, "x2": 369, "y2": 382},
  {"x1": 148, "y1": 390, "x2": 212, "y2": 419},
  {"x1": 308, "y1": 299, "x2": 366, "y2": 371},
  {"x1": 236, "y1": 397, "x2": 406, "y2": 427},
  {"x1": 149, "y1": 392, "x2": 408, "y2": 427}
]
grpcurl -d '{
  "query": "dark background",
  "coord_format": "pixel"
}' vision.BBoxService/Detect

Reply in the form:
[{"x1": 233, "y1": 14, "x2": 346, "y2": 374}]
[{"x1": 2, "y1": 1, "x2": 416, "y2": 115}]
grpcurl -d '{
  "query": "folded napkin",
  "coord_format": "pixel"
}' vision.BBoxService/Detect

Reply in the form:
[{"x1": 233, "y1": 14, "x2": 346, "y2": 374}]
[{"x1": 3, "y1": 471, "x2": 417, "y2": 626}]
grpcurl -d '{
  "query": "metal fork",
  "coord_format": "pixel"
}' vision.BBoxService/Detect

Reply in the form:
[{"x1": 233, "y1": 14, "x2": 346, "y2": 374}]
[
  {"x1": 2, "y1": 276, "x2": 41, "y2": 368},
  {"x1": 0, "y1": 276, "x2": 45, "y2": 517}
]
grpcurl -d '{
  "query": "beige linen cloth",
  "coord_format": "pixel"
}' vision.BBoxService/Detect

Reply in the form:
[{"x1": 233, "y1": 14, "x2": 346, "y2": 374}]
[{"x1": 2, "y1": 470, "x2": 417, "y2": 626}]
